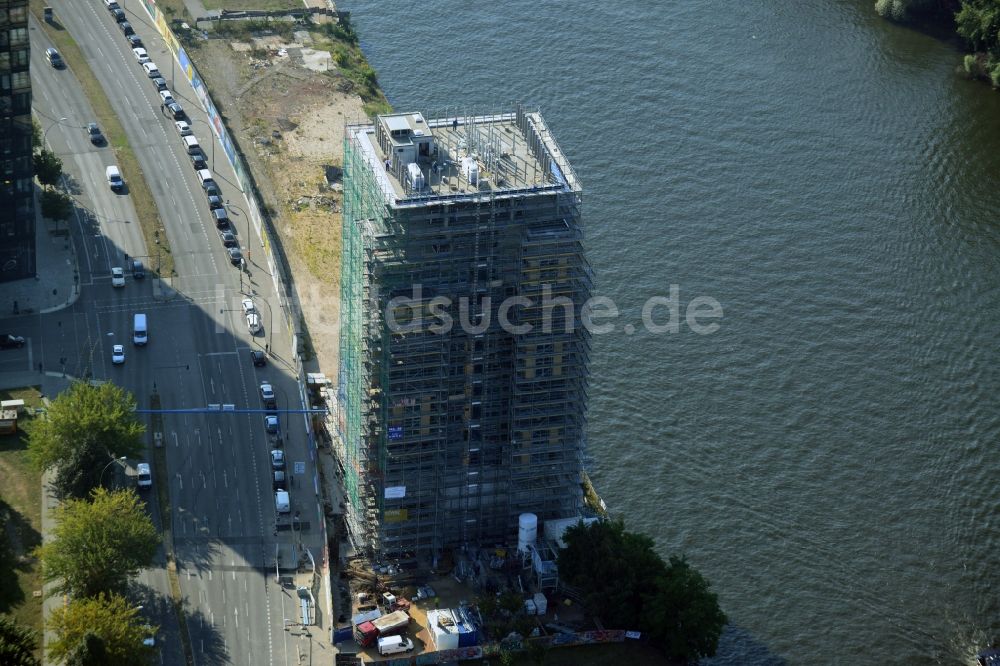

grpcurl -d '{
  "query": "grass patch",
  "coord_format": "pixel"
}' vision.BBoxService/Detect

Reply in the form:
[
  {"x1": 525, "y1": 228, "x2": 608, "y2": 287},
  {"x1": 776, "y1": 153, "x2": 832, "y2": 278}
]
[
  {"x1": 30, "y1": 1, "x2": 176, "y2": 278},
  {"x1": 202, "y1": 0, "x2": 302, "y2": 10},
  {"x1": 0, "y1": 387, "x2": 46, "y2": 661}
]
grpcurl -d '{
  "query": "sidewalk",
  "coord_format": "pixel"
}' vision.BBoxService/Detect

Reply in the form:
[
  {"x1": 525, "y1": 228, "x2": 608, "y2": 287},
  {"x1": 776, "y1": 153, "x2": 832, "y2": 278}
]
[{"x1": 2, "y1": 191, "x2": 79, "y2": 318}]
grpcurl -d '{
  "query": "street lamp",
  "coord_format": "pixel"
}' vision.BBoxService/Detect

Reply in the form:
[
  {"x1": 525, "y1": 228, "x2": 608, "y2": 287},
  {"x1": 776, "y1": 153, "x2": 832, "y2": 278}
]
[
  {"x1": 190, "y1": 118, "x2": 216, "y2": 171},
  {"x1": 100, "y1": 456, "x2": 127, "y2": 487},
  {"x1": 254, "y1": 294, "x2": 274, "y2": 353},
  {"x1": 43, "y1": 116, "x2": 68, "y2": 146},
  {"x1": 224, "y1": 200, "x2": 251, "y2": 264}
]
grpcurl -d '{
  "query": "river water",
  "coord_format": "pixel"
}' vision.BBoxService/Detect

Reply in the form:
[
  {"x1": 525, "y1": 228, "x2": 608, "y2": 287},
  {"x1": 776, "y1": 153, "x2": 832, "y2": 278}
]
[{"x1": 343, "y1": 0, "x2": 1000, "y2": 662}]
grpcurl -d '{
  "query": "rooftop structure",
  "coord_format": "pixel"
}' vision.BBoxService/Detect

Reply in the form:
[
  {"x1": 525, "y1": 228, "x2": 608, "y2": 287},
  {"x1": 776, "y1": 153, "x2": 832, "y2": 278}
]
[{"x1": 336, "y1": 105, "x2": 591, "y2": 564}]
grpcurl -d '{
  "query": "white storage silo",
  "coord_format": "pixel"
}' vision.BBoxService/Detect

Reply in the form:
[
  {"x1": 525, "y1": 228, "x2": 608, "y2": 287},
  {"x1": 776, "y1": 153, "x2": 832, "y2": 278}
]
[{"x1": 518, "y1": 513, "x2": 538, "y2": 553}]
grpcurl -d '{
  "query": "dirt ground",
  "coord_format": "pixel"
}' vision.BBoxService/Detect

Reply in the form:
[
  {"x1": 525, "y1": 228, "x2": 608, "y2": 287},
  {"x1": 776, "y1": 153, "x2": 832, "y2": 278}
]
[{"x1": 192, "y1": 34, "x2": 365, "y2": 373}]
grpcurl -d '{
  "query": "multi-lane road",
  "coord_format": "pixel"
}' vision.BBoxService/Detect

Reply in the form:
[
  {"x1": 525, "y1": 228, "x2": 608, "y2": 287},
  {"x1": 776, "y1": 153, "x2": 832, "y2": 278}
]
[{"x1": 0, "y1": 3, "x2": 328, "y2": 664}]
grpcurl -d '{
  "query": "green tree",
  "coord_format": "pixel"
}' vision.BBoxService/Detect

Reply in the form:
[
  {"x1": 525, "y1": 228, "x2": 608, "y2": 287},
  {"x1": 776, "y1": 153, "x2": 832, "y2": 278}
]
[
  {"x1": 39, "y1": 190, "x2": 73, "y2": 222},
  {"x1": 26, "y1": 382, "x2": 144, "y2": 475},
  {"x1": 37, "y1": 488, "x2": 158, "y2": 598},
  {"x1": 31, "y1": 118, "x2": 42, "y2": 152},
  {"x1": 643, "y1": 557, "x2": 727, "y2": 663},
  {"x1": 48, "y1": 594, "x2": 154, "y2": 666},
  {"x1": 0, "y1": 615, "x2": 40, "y2": 666},
  {"x1": 51, "y1": 434, "x2": 120, "y2": 500},
  {"x1": 557, "y1": 519, "x2": 726, "y2": 661},
  {"x1": 956, "y1": 0, "x2": 1000, "y2": 52},
  {"x1": 65, "y1": 632, "x2": 108, "y2": 666},
  {"x1": 34, "y1": 148, "x2": 63, "y2": 190}
]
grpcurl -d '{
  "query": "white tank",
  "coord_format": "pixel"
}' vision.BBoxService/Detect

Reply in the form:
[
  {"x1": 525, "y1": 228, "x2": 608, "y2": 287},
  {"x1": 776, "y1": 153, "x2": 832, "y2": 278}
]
[{"x1": 518, "y1": 513, "x2": 537, "y2": 553}]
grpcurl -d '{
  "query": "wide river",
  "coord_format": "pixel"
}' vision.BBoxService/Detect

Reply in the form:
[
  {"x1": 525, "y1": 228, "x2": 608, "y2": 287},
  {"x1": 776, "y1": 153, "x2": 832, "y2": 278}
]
[{"x1": 344, "y1": 0, "x2": 1000, "y2": 662}]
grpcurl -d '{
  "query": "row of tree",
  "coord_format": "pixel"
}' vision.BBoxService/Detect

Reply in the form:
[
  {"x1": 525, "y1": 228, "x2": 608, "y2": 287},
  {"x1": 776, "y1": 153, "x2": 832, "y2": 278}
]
[
  {"x1": 31, "y1": 119, "x2": 74, "y2": 222},
  {"x1": 557, "y1": 519, "x2": 727, "y2": 663},
  {"x1": 0, "y1": 383, "x2": 159, "y2": 665},
  {"x1": 875, "y1": 0, "x2": 1000, "y2": 85}
]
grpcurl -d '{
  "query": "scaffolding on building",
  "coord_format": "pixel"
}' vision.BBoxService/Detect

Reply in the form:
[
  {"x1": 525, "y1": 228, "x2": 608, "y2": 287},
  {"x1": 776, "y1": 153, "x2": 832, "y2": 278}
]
[{"x1": 336, "y1": 105, "x2": 591, "y2": 565}]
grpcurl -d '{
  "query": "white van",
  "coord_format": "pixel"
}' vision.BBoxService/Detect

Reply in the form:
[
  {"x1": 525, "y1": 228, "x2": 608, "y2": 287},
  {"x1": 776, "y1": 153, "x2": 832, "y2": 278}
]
[
  {"x1": 275, "y1": 490, "x2": 290, "y2": 514},
  {"x1": 196, "y1": 169, "x2": 214, "y2": 187},
  {"x1": 106, "y1": 165, "x2": 124, "y2": 191},
  {"x1": 142, "y1": 62, "x2": 160, "y2": 78},
  {"x1": 182, "y1": 135, "x2": 200, "y2": 154},
  {"x1": 133, "y1": 313, "x2": 147, "y2": 345},
  {"x1": 136, "y1": 462, "x2": 152, "y2": 488},
  {"x1": 377, "y1": 635, "x2": 413, "y2": 656}
]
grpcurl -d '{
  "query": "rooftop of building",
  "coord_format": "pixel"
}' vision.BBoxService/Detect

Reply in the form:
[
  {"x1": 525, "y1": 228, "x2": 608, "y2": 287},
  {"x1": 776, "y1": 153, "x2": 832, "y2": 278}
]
[{"x1": 346, "y1": 106, "x2": 581, "y2": 207}]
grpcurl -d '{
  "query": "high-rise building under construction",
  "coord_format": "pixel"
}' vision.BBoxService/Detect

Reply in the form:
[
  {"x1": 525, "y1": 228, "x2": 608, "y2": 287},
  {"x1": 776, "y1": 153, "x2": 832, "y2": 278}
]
[{"x1": 337, "y1": 106, "x2": 590, "y2": 563}]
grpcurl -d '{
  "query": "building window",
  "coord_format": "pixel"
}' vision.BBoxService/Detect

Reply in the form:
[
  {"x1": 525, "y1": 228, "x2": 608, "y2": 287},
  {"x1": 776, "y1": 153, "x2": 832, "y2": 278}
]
[
  {"x1": 12, "y1": 48, "x2": 27, "y2": 69},
  {"x1": 11, "y1": 71, "x2": 27, "y2": 89},
  {"x1": 8, "y1": 28, "x2": 27, "y2": 47},
  {"x1": 9, "y1": 7, "x2": 26, "y2": 23}
]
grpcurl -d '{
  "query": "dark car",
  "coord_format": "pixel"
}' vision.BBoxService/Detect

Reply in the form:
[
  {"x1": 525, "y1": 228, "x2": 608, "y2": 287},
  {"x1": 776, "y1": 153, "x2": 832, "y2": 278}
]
[
  {"x1": 207, "y1": 194, "x2": 224, "y2": 210},
  {"x1": 167, "y1": 102, "x2": 184, "y2": 120},
  {"x1": 111, "y1": 7, "x2": 126, "y2": 22},
  {"x1": 132, "y1": 259, "x2": 145, "y2": 279},
  {"x1": 127, "y1": 34, "x2": 142, "y2": 48},
  {"x1": 227, "y1": 247, "x2": 242, "y2": 265},
  {"x1": 190, "y1": 152, "x2": 207, "y2": 171},
  {"x1": 219, "y1": 230, "x2": 236, "y2": 247},
  {"x1": 250, "y1": 349, "x2": 267, "y2": 367},
  {"x1": 152, "y1": 77, "x2": 167, "y2": 92},
  {"x1": 45, "y1": 47, "x2": 64, "y2": 68},
  {"x1": 0, "y1": 334, "x2": 25, "y2": 349},
  {"x1": 204, "y1": 182, "x2": 220, "y2": 197},
  {"x1": 272, "y1": 470, "x2": 285, "y2": 490},
  {"x1": 119, "y1": 21, "x2": 134, "y2": 36},
  {"x1": 87, "y1": 122, "x2": 104, "y2": 145},
  {"x1": 212, "y1": 208, "x2": 230, "y2": 228}
]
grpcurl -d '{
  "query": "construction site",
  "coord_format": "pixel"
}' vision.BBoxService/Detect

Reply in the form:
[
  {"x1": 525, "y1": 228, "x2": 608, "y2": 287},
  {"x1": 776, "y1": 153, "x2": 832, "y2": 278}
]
[{"x1": 332, "y1": 106, "x2": 594, "y2": 567}]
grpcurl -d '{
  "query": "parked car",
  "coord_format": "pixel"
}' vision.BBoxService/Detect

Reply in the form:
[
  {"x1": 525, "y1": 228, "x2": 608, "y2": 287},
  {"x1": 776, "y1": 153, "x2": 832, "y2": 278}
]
[
  {"x1": 87, "y1": 122, "x2": 104, "y2": 145},
  {"x1": 111, "y1": 7, "x2": 126, "y2": 22},
  {"x1": 241, "y1": 298, "x2": 256, "y2": 315},
  {"x1": 227, "y1": 247, "x2": 242, "y2": 265},
  {"x1": 212, "y1": 208, "x2": 230, "y2": 228},
  {"x1": 142, "y1": 62, "x2": 160, "y2": 78},
  {"x1": 119, "y1": 21, "x2": 134, "y2": 36},
  {"x1": 111, "y1": 266, "x2": 125, "y2": 287},
  {"x1": 0, "y1": 334, "x2": 25, "y2": 349},
  {"x1": 132, "y1": 47, "x2": 149, "y2": 64},
  {"x1": 152, "y1": 76, "x2": 168, "y2": 92},
  {"x1": 158, "y1": 90, "x2": 175, "y2": 105},
  {"x1": 175, "y1": 120, "x2": 191, "y2": 136},
  {"x1": 112, "y1": 344, "x2": 125, "y2": 364},
  {"x1": 219, "y1": 230, "x2": 236, "y2": 247},
  {"x1": 190, "y1": 152, "x2": 207, "y2": 171},
  {"x1": 259, "y1": 381, "x2": 276, "y2": 408},
  {"x1": 270, "y1": 449, "x2": 285, "y2": 470},
  {"x1": 167, "y1": 102, "x2": 184, "y2": 120},
  {"x1": 265, "y1": 414, "x2": 279, "y2": 435},
  {"x1": 45, "y1": 47, "x2": 64, "y2": 68},
  {"x1": 207, "y1": 194, "x2": 224, "y2": 210},
  {"x1": 127, "y1": 34, "x2": 142, "y2": 48},
  {"x1": 272, "y1": 470, "x2": 286, "y2": 490},
  {"x1": 246, "y1": 312, "x2": 261, "y2": 335},
  {"x1": 103, "y1": 0, "x2": 119, "y2": 8},
  {"x1": 250, "y1": 350, "x2": 267, "y2": 367}
]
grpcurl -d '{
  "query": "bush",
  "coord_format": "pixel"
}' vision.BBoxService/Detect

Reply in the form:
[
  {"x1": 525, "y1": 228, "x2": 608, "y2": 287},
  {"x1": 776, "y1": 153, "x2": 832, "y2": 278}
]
[
  {"x1": 964, "y1": 53, "x2": 978, "y2": 74},
  {"x1": 990, "y1": 62, "x2": 1000, "y2": 86}
]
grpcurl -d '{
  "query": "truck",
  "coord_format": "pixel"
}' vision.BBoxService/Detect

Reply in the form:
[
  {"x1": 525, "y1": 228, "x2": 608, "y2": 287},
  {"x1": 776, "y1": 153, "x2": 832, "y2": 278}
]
[{"x1": 354, "y1": 609, "x2": 409, "y2": 648}]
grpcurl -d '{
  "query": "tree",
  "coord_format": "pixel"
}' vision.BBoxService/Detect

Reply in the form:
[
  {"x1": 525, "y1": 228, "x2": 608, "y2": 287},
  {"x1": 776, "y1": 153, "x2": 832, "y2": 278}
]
[
  {"x1": 39, "y1": 190, "x2": 73, "y2": 222},
  {"x1": 65, "y1": 632, "x2": 108, "y2": 666},
  {"x1": 27, "y1": 382, "x2": 145, "y2": 475},
  {"x1": 956, "y1": 0, "x2": 1000, "y2": 52},
  {"x1": 37, "y1": 488, "x2": 158, "y2": 598},
  {"x1": 31, "y1": 118, "x2": 42, "y2": 151},
  {"x1": 34, "y1": 148, "x2": 63, "y2": 190},
  {"x1": 47, "y1": 594, "x2": 154, "y2": 666},
  {"x1": 0, "y1": 615, "x2": 40, "y2": 666},
  {"x1": 51, "y1": 433, "x2": 120, "y2": 500},
  {"x1": 557, "y1": 519, "x2": 727, "y2": 662},
  {"x1": 643, "y1": 557, "x2": 727, "y2": 663}
]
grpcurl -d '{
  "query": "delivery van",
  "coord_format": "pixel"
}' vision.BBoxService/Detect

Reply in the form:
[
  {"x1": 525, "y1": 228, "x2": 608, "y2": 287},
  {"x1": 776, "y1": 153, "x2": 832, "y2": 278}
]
[
  {"x1": 182, "y1": 135, "x2": 200, "y2": 154},
  {"x1": 377, "y1": 636, "x2": 414, "y2": 656},
  {"x1": 133, "y1": 313, "x2": 147, "y2": 345}
]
